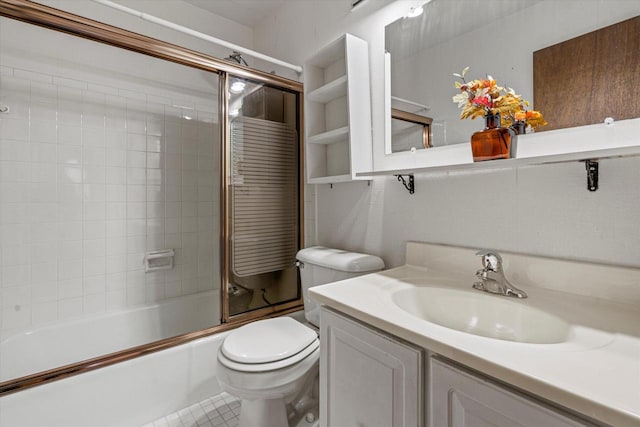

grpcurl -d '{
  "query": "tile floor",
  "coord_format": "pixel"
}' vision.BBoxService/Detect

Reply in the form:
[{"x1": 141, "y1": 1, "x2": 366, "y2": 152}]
[{"x1": 142, "y1": 392, "x2": 240, "y2": 427}]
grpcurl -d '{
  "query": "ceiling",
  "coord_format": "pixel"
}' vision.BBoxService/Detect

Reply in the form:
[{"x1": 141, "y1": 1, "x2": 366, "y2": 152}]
[{"x1": 182, "y1": 0, "x2": 295, "y2": 28}]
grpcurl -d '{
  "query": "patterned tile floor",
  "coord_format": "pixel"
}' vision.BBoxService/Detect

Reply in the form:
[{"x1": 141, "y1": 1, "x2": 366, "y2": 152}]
[{"x1": 142, "y1": 392, "x2": 240, "y2": 427}]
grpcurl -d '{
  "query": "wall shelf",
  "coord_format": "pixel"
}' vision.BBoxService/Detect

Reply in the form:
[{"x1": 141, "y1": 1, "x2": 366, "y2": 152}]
[
  {"x1": 307, "y1": 75, "x2": 347, "y2": 103},
  {"x1": 308, "y1": 126, "x2": 349, "y2": 145},
  {"x1": 359, "y1": 118, "x2": 640, "y2": 187},
  {"x1": 308, "y1": 174, "x2": 353, "y2": 185},
  {"x1": 304, "y1": 33, "x2": 373, "y2": 184}
]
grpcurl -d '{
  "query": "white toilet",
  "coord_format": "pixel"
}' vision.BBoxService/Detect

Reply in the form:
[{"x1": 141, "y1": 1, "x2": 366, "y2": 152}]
[{"x1": 216, "y1": 246, "x2": 384, "y2": 427}]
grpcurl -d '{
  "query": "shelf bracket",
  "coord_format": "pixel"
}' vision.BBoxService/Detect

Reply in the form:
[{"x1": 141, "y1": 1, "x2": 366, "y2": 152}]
[
  {"x1": 394, "y1": 174, "x2": 414, "y2": 194},
  {"x1": 584, "y1": 160, "x2": 599, "y2": 191}
]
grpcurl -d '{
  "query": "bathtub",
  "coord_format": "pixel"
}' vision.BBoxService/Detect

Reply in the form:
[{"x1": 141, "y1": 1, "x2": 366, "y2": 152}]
[
  {"x1": 1, "y1": 290, "x2": 220, "y2": 382},
  {"x1": 0, "y1": 305, "x2": 306, "y2": 427},
  {"x1": 0, "y1": 328, "x2": 229, "y2": 427}
]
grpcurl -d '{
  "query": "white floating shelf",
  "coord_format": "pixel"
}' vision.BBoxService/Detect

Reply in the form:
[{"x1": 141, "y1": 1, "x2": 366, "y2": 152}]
[
  {"x1": 307, "y1": 75, "x2": 348, "y2": 103},
  {"x1": 308, "y1": 174, "x2": 353, "y2": 184},
  {"x1": 360, "y1": 118, "x2": 640, "y2": 177},
  {"x1": 308, "y1": 126, "x2": 349, "y2": 145}
]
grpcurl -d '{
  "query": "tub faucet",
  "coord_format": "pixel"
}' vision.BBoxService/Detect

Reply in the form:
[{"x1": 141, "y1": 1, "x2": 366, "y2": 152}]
[{"x1": 473, "y1": 250, "x2": 527, "y2": 298}]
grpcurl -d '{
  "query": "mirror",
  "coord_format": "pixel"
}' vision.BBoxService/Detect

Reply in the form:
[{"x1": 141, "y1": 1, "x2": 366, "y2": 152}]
[
  {"x1": 384, "y1": 0, "x2": 639, "y2": 152},
  {"x1": 391, "y1": 108, "x2": 432, "y2": 153}
]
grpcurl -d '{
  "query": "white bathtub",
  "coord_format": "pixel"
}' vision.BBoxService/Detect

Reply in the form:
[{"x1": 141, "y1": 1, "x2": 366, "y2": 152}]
[
  {"x1": 0, "y1": 309, "x2": 307, "y2": 427},
  {"x1": 0, "y1": 328, "x2": 229, "y2": 427},
  {"x1": 1, "y1": 290, "x2": 220, "y2": 381}
]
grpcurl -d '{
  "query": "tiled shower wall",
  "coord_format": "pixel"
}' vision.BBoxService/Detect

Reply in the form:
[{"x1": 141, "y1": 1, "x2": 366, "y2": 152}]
[{"x1": 0, "y1": 61, "x2": 220, "y2": 337}]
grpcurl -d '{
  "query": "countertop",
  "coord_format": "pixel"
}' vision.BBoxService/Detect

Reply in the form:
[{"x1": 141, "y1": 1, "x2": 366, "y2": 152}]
[{"x1": 310, "y1": 257, "x2": 640, "y2": 427}]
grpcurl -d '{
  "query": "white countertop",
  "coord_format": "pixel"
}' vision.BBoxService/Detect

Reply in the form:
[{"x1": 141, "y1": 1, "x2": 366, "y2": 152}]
[{"x1": 309, "y1": 243, "x2": 640, "y2": 427}]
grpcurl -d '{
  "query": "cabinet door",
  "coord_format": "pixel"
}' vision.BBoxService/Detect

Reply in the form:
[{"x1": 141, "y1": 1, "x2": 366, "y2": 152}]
[
  {"x1": 430, "y1": 358, "x2": 595, "y2": 427},
  {"x1": 320, "y1": 307, "x2": 423, "y2": 427}
]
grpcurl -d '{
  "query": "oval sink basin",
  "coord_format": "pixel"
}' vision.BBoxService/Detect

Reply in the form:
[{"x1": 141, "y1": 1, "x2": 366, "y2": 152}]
[{"x1": 392, "y1": 286, "x2": 571, "y2": 344}]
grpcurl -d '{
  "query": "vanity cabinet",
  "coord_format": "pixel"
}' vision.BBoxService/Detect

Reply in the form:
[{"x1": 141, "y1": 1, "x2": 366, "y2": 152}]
[
  {"x1": 303, "y1": 33, "x2": 373, "y2": 184},
  {"x1": 430, "y1": 358, "x2": 596, "y2": 427},
  {"x1": 319, "y1": 307, "x2": 423, "y2": 427},
  {"x1": 320, "y1": 306, "x2": 599, "y2": 427}
]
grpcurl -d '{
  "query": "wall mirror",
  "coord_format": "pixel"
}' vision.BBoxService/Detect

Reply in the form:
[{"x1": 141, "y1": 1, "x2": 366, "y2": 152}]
[
  {"x1": 390, "y1": 107, "x2": 432, "y2": 153},
  {"x1": 382, "y1": 0, "x2": 640, "y2": 167}
]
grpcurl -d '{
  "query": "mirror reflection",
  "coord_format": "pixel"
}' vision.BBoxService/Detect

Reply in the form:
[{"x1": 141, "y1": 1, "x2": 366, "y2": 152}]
[
  {"x1": 384, "y1": 0, "x2": 639, "y2": 149},
  {"x1": 390, "y1": 108, "x2": 432, "y2": 153}
]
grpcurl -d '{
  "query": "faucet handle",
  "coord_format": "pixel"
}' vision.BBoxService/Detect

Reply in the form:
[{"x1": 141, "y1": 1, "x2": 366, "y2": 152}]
[{"x1": 475, "y1": 250, "x2": 502, "y2": 272}]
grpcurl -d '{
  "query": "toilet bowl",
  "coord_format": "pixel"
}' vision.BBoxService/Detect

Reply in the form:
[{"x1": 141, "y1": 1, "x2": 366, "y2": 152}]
[{"x1": 216, "y1": 246, "x2": 384, "y2": 427}]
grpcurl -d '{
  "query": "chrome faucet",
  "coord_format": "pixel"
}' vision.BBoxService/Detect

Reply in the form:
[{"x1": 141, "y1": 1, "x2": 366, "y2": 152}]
[{"x1": 473, "y1": 250, "x2": 527, "y2": 298}]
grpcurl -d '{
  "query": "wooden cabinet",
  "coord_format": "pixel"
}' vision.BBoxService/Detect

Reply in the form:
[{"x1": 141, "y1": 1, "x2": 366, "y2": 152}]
[
  {"x1": 430, "y1": 357, "x2": 596, "y2": 427},
  {"x1": 303, "y1": 33, "x2": 373, "y2": 184},
  {"x1": 319, "y1": 307, "x2": 423, "y2": 427}
]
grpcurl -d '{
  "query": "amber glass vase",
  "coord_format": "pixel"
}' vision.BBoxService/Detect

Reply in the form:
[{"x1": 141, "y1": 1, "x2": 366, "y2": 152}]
[{"x1": 470, "y1": 113, "x2": 514, "y2": 161}]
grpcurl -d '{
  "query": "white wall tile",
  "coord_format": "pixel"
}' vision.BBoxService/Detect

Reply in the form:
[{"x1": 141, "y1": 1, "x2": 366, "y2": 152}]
[
  {"x1": 58, "y1": 125, "x2": 82, "y2": 145},
  {"x1": 30, "y1": 120, "x2": 57, "y2": 143},
  {"x1": 59, "y1": 279, "x2": 83, "y2": 299},
  {"x1": 0, "y1": 140, "x2": 30, "y2": 162},
  {"x1": 2, "y1": 306, "x2": 31, "y2": 330},
  {"x1": 59, "y1": 260, "x2": 83, "y2": 280},
  {"x1": 31, "y1": 301, "x2": 58, "y2": 325},
  {"x1": 31, "y1": 282, "x2": 58, "y2": 303},
  {"x1": 83, "y1": 293, "x2": 106, "y2": 314},
  {"x1": 106, "y1": 237, "x2": 127, "y2": 257},
  {"x1": 30, "y1": 163, "x2": 57, "y2": 183},
  {"x1": 0, "y1": 58, "x2": 220, "y2": 337},
  {"x1": 0, "y1": 161, "x2": 30, "y2": 182},
  {"x1": 31, "y1": 262, "x2": 57, "y2": 285},
  {"x1": 2, "y1": 245, "x2": 30, "y2": 266},
  {"x1": 83, "y1": 239, "x2": 106, "y2": 259},
  {"x1": 1, "y1": 118, "x2": 30, "y2": 141},
  {"x1": 83, "y1": 275, "x2": 106, "y2": 295},
  {"x1": 106, "y1": 255, "x2": 128, "y2": 276},
  {"x1": 58, "y1": 297, "x2": 83, "y2": 320},
  {"x1": 83, "y1": 257, "x2": 106, "y2": 277},
  {"x1": 105, "y1": 130, "x2": 127, "y2": 150},
  {"x1": 106, "y1": 289, "x2": 126, "y2": 310},
  {"x1": 106, "y1": 202, "x2": 127, "y2": 220},
  {"x1": 59, "y1": 241, "x2": 83, "y2": 261},
  {"x1": 30, "y1": 242, "x2": 58, "y2": 264},
  {"x1": 126, "y1": 133, "x2": 146, "y2": 152}
]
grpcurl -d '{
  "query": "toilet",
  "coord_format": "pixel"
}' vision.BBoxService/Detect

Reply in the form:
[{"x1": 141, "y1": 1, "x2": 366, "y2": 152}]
[{"x1": 216, "y1": 246, "x2": 384, "y2": 427}]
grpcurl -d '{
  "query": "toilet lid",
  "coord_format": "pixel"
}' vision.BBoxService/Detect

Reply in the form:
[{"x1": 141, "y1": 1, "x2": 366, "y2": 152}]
[{"x1": 221, "y1": 317, "x2": 318, "y2": 364}]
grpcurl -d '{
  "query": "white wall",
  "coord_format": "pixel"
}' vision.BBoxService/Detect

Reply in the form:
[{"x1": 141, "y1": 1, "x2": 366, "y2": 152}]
[{"x1": 254, "y1": 0, "x2": 640, "y2": 269}]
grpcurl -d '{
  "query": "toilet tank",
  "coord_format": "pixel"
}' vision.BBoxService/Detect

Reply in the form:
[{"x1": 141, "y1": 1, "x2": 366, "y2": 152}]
[{"x1": 296, "y1": 246, "x2": 384, "y2": 327}]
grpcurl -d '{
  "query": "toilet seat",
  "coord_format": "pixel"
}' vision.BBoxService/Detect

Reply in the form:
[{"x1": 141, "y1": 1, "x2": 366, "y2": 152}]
[{"x1": 219, "y1": 317, "x2": 319, "y2": 372}]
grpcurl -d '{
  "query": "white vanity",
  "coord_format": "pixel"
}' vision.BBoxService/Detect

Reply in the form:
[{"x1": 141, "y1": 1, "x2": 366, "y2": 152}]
[{"x1": 310, "y1": 242, "x2": 640, "y2": 427}]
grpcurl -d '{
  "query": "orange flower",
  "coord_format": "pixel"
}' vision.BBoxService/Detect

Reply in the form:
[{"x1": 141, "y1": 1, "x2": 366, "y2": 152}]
[
  {"x1": 514, "y1": 111, "x2": 526, "y2": 121},
  {"x1": 453, "y1": 67, "x2": 547, "y2": 129}
]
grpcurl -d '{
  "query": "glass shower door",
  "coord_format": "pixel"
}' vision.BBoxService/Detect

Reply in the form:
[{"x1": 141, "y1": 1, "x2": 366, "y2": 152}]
[{"x1": 225, "y1": 77, "x2": 302, "y2": 318}]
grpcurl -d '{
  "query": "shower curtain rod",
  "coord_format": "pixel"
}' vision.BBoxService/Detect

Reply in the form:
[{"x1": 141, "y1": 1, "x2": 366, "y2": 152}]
[{"x1": 90, "y1": 0, "x2": 303, "y2": 74}]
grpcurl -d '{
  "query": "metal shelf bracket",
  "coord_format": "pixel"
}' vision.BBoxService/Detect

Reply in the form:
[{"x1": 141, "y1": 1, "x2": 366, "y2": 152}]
[
  {"x1": 394, "y1": 174, "x2": 415, "y2": 194},
  {"x1": 584, "y1": 160, "x2": 599, "y2": 191}
]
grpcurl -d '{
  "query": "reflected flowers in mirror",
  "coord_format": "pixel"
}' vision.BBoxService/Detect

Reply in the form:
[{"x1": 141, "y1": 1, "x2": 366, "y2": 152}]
[{"x1": 452, "y1": 67, "x2": 547, "y2": 132}]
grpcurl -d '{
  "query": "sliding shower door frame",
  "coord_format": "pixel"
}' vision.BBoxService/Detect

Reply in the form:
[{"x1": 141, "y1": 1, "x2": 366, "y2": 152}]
[
  {"x1": 0, "y1": 0, "x2": 305, "y2": 396},
  {"x1": 221, "y1": 74, "x2": 306, "y2": 324}
]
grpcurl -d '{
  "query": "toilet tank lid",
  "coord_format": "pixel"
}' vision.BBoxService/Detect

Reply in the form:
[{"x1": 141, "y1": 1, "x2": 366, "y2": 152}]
[{"x1": 296, "y1": 246, "x2": 384, "y2": 273}]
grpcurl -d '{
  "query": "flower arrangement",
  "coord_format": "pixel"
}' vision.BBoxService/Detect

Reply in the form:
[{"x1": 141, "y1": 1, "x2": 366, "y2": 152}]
[{"x1": 452, "y1": 67, "x2": 547, "y2": 130}]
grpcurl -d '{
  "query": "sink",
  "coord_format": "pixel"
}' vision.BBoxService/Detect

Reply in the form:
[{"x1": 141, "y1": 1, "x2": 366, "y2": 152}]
[{"x1": 392, "y1": 286, "x2": 571, "y2": 344}]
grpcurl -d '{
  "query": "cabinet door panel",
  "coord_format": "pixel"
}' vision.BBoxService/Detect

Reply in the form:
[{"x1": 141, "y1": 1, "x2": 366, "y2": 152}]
[
  {"x1": 320, "y1": 307, "x2": 423, "y2": 427},
  {"x1": 430, "y1": 358, "x2": 595, "y2": 427}
]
